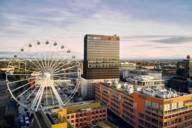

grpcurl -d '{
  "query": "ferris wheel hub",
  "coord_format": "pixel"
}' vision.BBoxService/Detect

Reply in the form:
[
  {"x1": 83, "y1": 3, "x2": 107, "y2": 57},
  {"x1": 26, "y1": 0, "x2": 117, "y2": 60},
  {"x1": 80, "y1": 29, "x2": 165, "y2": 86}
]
[{"x1": 43, "y1": 72, "x2": 51, "y2": 79}]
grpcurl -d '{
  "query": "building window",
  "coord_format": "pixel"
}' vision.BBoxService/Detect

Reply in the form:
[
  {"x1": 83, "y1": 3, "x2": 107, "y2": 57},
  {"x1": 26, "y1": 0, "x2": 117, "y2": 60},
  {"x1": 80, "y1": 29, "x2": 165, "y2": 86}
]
[
  {"x1": 171, "y1": 103, "x2": 177, "y2": 110},
  {"x1": 164, "y1": 104, "x2": 171, "y2": 111}
]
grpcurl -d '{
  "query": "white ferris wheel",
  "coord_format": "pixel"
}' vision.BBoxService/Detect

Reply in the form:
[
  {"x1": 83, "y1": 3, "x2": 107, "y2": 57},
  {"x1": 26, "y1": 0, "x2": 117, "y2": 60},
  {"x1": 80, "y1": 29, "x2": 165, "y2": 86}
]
[{"x1": 6, "y1": 41, "x2": 81, "y2": 111}]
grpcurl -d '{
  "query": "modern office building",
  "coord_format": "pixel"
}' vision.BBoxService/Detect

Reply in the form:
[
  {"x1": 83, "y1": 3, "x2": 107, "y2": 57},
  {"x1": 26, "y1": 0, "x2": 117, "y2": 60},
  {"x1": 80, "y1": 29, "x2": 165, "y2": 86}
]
[
  {"x1": 167, "y1": 56, "x2": 192, "y2": 93},
  {"x1": 177, "y1": 55, "x2": 192, "y2": 79},
  {"x1": 31, "y1": 101, "x2": 107, "y2": 128},
  {"x1": 95, "y1": 82, "x2": 192, "y2": 128},
  {"x1": 83, "y1": 34, "x2": 120, "y2": 79}
]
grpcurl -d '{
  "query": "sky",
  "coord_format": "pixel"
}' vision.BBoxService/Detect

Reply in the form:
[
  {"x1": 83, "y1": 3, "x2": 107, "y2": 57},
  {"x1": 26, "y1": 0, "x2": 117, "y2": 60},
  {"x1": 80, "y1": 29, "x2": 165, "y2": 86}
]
[{"x1": 0, "y1": 0, "x2": 192, "y2": 59}]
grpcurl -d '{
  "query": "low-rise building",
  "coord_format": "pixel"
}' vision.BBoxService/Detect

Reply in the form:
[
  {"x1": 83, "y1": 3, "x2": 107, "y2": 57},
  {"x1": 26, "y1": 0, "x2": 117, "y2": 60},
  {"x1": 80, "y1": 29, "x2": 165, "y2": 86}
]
[
  {"x1": 31, "y1": 101, "x2": 107, "y2": 128},
  {"x1": 121, "y1": 69, "x2": 164, "y2": 88},
  {"x1": 126, "y1": 75, "x2": 164, "y2": 87},
  {"x1": 121, "y1": 69, "x2": 162, "y2": 81},
  {"x1": 120, "y1": 62, "x2": 136, "y2": 70},
  {"x1": 95, "y1": 82, "x2": 192, "y2": 128},
  {"x1": 58, "y1": 101, "x2": 107, "y2": 128},
  {"x1": 80, "y1": 78, "x2": 118, "y2": 99}
]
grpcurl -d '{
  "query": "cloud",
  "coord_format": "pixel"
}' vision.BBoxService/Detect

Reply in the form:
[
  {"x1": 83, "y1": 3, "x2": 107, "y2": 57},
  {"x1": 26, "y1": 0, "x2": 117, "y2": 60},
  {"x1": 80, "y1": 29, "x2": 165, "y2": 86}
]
[
  {"x1": 121, "y1": 35, "x2": 174, "y2": 41},
  {"x1": 1, "y1": 0, "x2": 192, "y2": 59},
  {"x1": 153, "y1": 45, "x2": 187, "y2": 49},
  {"x1": 103, "y1": 0, "x2": 192, "y2": 25},
  {"x1": 153, "y1": 36, "x2": 192, "y2": 44},
  {"x1": 0, "y1": 0, "x2": 102, "y2": 38},
  {"x1": 121, "y1": 35, "x2": 192, "y2": 44}
]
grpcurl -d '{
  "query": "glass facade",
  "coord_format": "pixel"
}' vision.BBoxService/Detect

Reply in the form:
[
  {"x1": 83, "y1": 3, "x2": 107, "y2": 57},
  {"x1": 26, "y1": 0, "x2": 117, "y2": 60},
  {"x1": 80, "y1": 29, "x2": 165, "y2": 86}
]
[{"x1": 83, "y1": 34, "x2": 120, "y2": 79}]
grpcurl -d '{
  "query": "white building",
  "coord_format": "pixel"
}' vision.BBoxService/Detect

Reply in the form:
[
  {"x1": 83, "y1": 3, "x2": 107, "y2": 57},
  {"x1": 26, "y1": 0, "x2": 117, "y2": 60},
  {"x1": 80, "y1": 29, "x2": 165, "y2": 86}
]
[{"x1": 80, "y1": 78, "x2": 119, "y2": 99}]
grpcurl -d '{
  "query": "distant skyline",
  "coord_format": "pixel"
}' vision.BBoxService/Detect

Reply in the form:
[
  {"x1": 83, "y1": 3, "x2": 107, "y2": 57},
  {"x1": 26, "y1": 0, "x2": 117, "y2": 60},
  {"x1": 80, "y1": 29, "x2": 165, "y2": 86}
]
[{"x1": 0, "y1": 0, "x2": 192, "y2": 59}]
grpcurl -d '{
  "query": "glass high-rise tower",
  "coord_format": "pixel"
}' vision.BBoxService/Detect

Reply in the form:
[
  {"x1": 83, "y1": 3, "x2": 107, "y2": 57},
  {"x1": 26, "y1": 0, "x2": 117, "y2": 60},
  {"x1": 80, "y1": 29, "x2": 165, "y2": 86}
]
[{"x1": 83, "y1": 34, "x2": 120, "y2": 79}]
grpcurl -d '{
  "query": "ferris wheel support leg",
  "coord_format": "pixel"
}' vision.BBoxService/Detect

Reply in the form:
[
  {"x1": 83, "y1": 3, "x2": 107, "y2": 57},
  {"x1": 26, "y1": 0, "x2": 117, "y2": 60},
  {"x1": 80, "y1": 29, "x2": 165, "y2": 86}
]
[
  {"x1": 50, "y1": 87, "x2": 55, "y2": 105},
  {"x1": 31, "y1": 86, "x2": 43, "y2": 111},
  {"x1": 35, "y1": 86, "x2": 45, "y2": 111},
  {"x1": 51, "y1": 85, "x2": 64, "y2": 108}
]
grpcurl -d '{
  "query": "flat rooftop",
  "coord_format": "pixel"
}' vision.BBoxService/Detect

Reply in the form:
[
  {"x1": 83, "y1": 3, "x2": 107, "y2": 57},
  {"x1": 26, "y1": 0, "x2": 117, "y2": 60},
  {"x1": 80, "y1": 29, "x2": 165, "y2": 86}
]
[
  {"x1": 128, "y1": 75, "x2": 163, "y2": 81},
  {"x1": 41, "y1": 101, "x2": 105, "y2": 125},
  {"x1": 103, "y1": 81, "x2": 189, "y2": 99},
  {"x1": 63, "y1": 101, "x2": 105, "y2": 114}
]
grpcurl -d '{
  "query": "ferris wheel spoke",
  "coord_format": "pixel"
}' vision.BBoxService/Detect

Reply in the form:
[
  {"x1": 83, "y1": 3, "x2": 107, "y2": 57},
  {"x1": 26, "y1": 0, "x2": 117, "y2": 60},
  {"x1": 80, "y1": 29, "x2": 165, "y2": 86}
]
[
  {"x1": 50, "y1": 56, "x2": 68, "y2": 70},
  {"x1": 15, "y1": 66, "x2": 34, "y2": 73},
  {"x1": 50, "y1": 87, "x2": 55, "y2": 105},
  {"x1": 53, "y1": 64, "x2": 78, "y2": 74},
  {"x1": 47, "y1": 47, "x2": 58, "y2": 68},
  {"x1": 8, "y1": 77, "x2": 33, "y2": 84},
  {"x1": 51, "y1": 61, "x2": 59, "y2": 70},
  {"x1": 44, "y1": 86, "x2": 50, "y2": 106},
  {"x1": 46, "y1": 59, "x2": 51, "y2": 69},
  {"x1": 12, "y1": 82, "x2": 31, "y2": 92},
  {"x1": 31, "y1": 86, "x2": 41, "y2": 109},
  {"x1": 26, "y1": 86, "x2": 39, "y2": 100},
  {"x1": 54, "y1": 82, "x2": 68, "y2": 91},
  {"x1": 62, "y1": 85, "x2": 78, "y2": 105},
  {"x1": 48, "y1": 57, "x2": 57, "y2": 69},
  {"x1": 7, "y1": 73, "x2": 33, "y2": 76},
  {"x1": 24, "y1": 64, "x2": 40, "y2": 73},
  {"x1": 45, "y1": 87, "x2": 48, "y2": 106},
  {"x1": 17, "y1": 87, "x2": 31, "y2": 98},
  {"x1": 53, "y1": 76, "x2": 78, "y2": 81},
  {"x1": 31, "y1": 86, "x2": 44, "y2": 110},
  {"x1": 53, "y1": 61, "x2": 72, "y2": 73},
  {"x1": 53, "y1": 75, "x2": 72, "y2": 79},
  {"x1": 53, "y1": 72, "x2": 78, "y2": 76},
  {"x1": 35, "y1": 86, "x2": 45, "y2": 111},
  {"x1": 48, "y1": 49, "x2": 67, "y2": 69},
  {"x1": 49, "y1": 59, "x2": 55, "y2": 70},
  {"x1": 28, "y1": 53, "x2": 45, "y2": 71},
  {"x1": 24, "y1": 59, "x2": 42, "y2": 71},
  {"x1": 41, "y1": 52, "x2": 48, "y2": 70},
  {"x1": 68, "y1": 83, "x2": 79, "y2": 97},
  {"x1": 50, "y1": 59, "x2": 60, "y2": 69},
  {"x1": 46, "y1": 51, "x2": 53, "y2": 69},
  {"x1": 32, "y1": 58, "x2": 46, "y2": 71},
  {"x1": 46, "y1": 58, "x2": 52, "y2": 70},
  {"x1": 44, "y1": 49, "x2": 53, "y2": 68},
  {"x1": 44, "y1": 49, "x2": 57, "y2": 69},
  {"x1": 53, "y1": 61, "x2": 73, "y2": 70},
  {"x1": 46, "y1": 52, "x2": 53, "y2": 70},
  {"x1": 51, "y1": 85, "x2": 63, "y2": 107}
]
